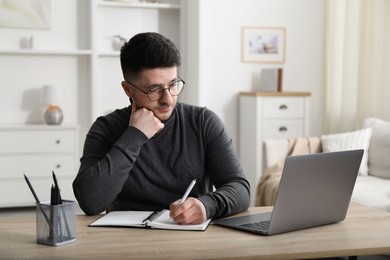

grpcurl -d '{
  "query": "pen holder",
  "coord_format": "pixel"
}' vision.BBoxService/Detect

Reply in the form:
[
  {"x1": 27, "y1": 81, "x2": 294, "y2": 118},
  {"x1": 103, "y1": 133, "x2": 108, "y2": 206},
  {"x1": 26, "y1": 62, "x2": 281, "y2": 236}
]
[{"x1": 36, "y1": 200, "x2": 77, "y2": 246}]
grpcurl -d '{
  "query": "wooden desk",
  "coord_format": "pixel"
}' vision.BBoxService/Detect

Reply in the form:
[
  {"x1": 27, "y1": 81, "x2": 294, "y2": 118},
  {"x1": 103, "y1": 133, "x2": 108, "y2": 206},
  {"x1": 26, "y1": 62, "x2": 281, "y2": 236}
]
[{"x1": 1, "y1": 203, "x2": 390, "y2": 259}]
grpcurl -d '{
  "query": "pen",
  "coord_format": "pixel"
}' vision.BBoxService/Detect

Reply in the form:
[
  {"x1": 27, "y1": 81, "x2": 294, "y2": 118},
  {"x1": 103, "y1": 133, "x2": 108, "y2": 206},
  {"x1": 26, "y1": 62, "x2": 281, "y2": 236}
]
[
  {"x1": 170, "y1": 179, "x2": 197, "y2": 222},
  {"x1": 52, "y1": 170, "x2": 71, "y2": 240},
  {"x1": 52, "y1": 170, "x2": 62, "y2": 204},
  {"x1": 178, "y1": 179, "x2": 197, "y2": 207},
  {"x1": 23, "y1": 174, "x2": 54, "y2": 230}
]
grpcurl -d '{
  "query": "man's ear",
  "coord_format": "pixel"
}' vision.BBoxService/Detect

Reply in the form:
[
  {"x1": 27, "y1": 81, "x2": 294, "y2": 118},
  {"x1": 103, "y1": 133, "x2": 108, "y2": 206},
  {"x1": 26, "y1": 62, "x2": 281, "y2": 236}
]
[{"x1": 121, "y1": 81, "x2": 133, "y2": 98}]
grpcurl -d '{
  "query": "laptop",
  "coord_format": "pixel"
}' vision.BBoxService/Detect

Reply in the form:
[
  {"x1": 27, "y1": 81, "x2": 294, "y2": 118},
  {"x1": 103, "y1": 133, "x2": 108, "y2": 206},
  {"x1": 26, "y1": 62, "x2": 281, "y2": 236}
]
[{"x1": 213, "y1": 149, "x2": 364, "y2": 235}]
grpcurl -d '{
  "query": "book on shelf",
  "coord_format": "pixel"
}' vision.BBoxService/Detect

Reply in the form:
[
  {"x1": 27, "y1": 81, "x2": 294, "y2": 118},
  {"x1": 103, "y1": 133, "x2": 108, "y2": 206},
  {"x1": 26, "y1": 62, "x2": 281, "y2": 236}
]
[
  {"x1": 90, "y1": 209, "x2": 211, "y2": 231},
  {"x1": 259, "y1": 68, "x2": 283, "y2": 92}
]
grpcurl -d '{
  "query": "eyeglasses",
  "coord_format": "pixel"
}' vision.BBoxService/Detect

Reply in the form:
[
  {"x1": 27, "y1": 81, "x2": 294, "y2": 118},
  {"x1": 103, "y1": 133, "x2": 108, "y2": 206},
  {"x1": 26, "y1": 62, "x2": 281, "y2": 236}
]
[{"x1": 126, "y1": 77, "x2": 185, "y2": 101}]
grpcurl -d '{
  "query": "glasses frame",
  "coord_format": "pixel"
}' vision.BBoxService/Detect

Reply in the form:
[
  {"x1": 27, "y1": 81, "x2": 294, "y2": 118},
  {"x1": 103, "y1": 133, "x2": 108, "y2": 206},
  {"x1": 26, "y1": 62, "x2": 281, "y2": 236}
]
[{"x1": 126, "y1": 76, "x2": 185, "y2": 101}]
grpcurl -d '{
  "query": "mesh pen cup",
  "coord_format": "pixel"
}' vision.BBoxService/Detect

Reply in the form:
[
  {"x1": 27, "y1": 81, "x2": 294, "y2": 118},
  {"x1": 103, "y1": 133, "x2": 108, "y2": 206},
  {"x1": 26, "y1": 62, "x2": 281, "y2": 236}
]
[{"x1": 36, "y1": 200, "x2": 77, "y2": 246}]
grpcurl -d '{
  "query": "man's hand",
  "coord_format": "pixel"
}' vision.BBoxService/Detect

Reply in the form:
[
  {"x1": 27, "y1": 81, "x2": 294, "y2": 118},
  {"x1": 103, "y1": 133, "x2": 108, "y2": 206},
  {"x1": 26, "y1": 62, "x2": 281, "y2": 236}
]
[
  {"x1": 169, "y1": 197, "x2": 207, "y2": 225},
  {"x1": 129, "y1": 99, "x2": 164, "y2": 139}
]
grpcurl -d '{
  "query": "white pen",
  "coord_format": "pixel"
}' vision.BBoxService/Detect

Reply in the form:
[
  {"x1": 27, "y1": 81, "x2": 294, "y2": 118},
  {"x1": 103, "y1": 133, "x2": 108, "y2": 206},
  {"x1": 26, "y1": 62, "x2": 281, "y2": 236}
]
[
  {"x1": 178, "y1": 179, "x2": 196, "y2": 207},
  {"x1": 170, "y1": 179, "x2": 196, "y2": 222}
]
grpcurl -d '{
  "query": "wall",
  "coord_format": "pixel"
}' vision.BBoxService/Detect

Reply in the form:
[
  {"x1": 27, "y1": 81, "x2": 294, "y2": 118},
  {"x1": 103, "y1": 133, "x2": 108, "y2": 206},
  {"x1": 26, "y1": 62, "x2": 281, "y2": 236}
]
[{"x1": 181, "y1": 0, "x2": 326, "y2": 145}]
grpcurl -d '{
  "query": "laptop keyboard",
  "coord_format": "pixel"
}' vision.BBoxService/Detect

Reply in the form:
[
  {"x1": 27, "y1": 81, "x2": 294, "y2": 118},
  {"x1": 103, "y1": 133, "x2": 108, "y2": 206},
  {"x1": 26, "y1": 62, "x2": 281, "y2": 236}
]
[{"x1": 240, "y1": 220, "x2": 270, "y2": 232}]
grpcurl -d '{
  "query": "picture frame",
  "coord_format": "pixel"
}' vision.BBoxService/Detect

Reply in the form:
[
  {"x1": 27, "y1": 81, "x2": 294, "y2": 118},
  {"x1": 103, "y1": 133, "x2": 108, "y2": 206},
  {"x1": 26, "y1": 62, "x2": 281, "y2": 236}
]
[
  {"x1": 242, "y1": 27, "x2": 285, "y2": 63},
  {"x1": 0, "y1": 0, "x2": 51, "y2": 29}
]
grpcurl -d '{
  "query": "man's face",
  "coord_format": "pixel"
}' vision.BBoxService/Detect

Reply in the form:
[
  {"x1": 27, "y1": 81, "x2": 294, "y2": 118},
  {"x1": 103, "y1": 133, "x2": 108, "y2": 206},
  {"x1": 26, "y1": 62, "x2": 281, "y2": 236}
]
[{"x1": 124, "y1": 67, "x2": 178, "y2": 122}]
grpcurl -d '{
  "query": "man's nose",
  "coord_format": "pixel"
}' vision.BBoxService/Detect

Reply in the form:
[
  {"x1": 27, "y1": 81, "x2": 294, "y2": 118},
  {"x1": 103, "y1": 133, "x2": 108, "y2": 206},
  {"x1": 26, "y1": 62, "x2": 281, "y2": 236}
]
[{"x1": 159, "y1": 87, "x2": 173, "y2": 101}]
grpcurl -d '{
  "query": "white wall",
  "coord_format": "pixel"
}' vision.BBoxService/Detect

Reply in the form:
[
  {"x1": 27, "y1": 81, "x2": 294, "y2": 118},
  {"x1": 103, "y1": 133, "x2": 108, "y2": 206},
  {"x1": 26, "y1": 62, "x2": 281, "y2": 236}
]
[{"x1": 182, "y1": 0, "x2": 326, "y2": 145}]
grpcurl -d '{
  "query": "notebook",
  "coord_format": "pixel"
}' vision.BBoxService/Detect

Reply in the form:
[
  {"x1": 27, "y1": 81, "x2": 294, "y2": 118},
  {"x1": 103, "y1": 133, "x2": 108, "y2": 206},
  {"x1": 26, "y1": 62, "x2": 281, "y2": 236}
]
[
  {"x1": 213, "y1": 149, "x2": 363, "y2": 235},
  {"x1": 90, "y1": 209, "x2": 211, "y2": 231}
]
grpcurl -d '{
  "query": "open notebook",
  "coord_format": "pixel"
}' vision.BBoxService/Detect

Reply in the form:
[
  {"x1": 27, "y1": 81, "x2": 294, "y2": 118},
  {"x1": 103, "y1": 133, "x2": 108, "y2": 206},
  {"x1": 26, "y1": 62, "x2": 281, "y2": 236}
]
[{"x1": 90, "y1": 209, "x2": 211, "y2": 231}]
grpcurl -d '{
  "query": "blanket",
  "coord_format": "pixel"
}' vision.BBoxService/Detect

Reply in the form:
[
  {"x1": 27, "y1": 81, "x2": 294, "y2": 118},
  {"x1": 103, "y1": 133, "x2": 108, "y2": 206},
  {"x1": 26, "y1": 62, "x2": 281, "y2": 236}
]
[{"x1": 255, "y1": 137, "x2": 322, "y2": 206}]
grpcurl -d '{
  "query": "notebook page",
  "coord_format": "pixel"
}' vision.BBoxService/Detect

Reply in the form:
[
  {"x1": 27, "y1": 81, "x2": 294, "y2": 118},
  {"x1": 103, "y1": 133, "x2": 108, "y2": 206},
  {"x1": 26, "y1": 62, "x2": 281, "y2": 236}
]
[{"x1": 90, "y1": 211, "x2": 154, "y2": 227}]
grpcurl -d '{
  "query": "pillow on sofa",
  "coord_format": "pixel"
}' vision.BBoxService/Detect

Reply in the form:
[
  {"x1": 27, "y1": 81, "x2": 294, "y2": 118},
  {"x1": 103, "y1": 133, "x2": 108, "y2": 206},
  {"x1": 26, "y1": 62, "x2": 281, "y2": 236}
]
[
  {"x1": 321, "y1": 128, "x2": 372, "y2": 176},
  {"x1": 363, "y1": 118, "x2": 390, "y2": 179}
]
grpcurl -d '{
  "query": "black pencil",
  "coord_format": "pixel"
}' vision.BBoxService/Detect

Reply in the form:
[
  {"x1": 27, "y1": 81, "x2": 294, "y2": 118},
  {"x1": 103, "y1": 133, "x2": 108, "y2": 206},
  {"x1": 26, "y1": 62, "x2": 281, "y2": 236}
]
[
  {"x1": 23, "y1": 174, "x2": 54, "y2": 230},
  {"x1": 52, "y1": 170, "x2": 71, "y2": 238},
  {"x1": 52, "y1": 170, "x2": 62, "y2": 204}
]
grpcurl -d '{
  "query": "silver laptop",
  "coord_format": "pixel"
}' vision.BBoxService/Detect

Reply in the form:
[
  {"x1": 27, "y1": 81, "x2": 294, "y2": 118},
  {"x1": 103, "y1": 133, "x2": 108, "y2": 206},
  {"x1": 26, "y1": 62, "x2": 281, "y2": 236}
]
[{"x1": 213, "y1": 149, "x2": 363, "y2": 235}]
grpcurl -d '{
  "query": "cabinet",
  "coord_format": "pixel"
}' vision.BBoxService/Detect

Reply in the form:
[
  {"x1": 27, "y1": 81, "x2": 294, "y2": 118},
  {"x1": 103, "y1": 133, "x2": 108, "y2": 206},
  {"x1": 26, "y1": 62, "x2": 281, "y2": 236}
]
[
  {"x1": 0, "y1": 125, "x2": 79, "y2": 207},
  {"x1": 239, "y1": 92, "x2": 311, "y2": 205}
]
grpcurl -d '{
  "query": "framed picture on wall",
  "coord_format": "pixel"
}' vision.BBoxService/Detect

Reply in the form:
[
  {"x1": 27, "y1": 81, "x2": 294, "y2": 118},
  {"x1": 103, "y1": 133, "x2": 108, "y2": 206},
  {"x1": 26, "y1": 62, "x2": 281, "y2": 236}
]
[
  {"x1": 0, "y1": 0, "x2": 51, "y2": 29},
  {"x1": 242, "y1": 27, "x2": 285, "y2": 63}
]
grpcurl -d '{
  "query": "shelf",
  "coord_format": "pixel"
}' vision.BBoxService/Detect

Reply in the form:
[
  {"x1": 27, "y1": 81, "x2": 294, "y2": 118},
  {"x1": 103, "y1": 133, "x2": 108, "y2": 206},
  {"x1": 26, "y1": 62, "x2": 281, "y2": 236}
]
[
  {"x1": 98, "y1": 51, "x2": 120, "y2": 57},
  {"x1": 98, "y1": 1, "x2": 180, "y2": 9},
  {"x1": 0, "y1": 49, "x2": 92, "y2": 56},
  {"x1": 0, "y1": 124, "x2": 80, "y2": 130}
]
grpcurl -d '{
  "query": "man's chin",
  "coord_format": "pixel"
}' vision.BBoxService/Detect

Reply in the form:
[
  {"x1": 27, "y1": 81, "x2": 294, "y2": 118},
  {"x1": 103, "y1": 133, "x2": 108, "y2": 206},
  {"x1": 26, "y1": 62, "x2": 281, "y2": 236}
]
[
  {"x1": 157, "y1": 113, "x2": 172, "y2": 122},
  {"x1": 154, "y1": 103, "x2": 176, "y2": 121},
  {"x1": 155, "y1": 109, "x2": 173, "y2": 122}
]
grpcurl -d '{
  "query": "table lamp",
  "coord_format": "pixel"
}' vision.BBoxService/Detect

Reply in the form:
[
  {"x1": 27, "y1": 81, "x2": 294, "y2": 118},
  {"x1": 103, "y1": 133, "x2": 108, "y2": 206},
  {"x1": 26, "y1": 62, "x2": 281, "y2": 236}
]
[{"x1": 41, "y1": 85, "x2": 64, "y2": 125}]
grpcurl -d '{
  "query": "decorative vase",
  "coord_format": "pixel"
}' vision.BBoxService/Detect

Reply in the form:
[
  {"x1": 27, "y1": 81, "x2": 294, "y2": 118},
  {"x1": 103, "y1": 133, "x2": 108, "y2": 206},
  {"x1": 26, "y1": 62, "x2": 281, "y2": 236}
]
[{"x1": 112, "y1": 35, "x2": 126, "y2": 51}]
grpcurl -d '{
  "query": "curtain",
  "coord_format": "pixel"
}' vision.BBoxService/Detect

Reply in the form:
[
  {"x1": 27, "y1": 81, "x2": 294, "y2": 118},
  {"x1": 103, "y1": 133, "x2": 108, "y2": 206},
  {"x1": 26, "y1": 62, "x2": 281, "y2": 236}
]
[{"x1": 325, "y1": 0, "x2": 390, "y2": 134}]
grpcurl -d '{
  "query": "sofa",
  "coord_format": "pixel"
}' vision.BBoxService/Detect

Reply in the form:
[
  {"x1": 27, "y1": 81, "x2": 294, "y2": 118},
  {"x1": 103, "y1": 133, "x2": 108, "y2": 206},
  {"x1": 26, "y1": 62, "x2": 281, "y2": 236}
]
[{"x1": 256, "y1": 117, "x2": 390, "y2": 212}]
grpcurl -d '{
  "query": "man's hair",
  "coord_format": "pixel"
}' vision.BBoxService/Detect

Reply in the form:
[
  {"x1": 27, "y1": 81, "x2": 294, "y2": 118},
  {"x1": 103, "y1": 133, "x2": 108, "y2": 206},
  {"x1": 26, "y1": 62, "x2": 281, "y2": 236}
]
[{"x1": 120, "y1": 32, "x2": 181, "y2": 81}]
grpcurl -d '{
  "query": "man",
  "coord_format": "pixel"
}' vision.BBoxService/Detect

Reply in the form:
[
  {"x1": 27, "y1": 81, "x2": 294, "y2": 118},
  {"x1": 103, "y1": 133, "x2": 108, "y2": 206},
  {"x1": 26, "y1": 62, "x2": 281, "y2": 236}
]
[{"x1": 73, "y1": 32, "x2": 250, "y2": 224}]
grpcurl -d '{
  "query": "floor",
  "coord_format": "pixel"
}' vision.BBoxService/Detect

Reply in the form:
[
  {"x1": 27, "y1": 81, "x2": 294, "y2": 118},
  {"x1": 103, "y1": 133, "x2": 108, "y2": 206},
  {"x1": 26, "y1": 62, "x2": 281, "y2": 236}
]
[{"x1": 1, "y1": 207, "x2": 390, "y2": 260}]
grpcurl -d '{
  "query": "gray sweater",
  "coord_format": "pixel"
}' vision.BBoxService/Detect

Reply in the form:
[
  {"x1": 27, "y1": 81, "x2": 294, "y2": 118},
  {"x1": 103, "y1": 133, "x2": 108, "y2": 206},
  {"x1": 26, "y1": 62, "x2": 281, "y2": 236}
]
[{"x1": 73, "y1": 103, "x2": 250, "y2": 218}]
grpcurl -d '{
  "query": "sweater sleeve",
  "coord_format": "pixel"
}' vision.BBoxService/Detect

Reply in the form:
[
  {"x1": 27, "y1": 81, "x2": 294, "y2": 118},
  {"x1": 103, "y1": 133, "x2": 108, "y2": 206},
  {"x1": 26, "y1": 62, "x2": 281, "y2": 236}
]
[
  {"x1": 73, "y1": 118, "x2": 148, "y2": 216},
  {"x1": 197, "y1": 109, "x2": 251, "y2": 219}
]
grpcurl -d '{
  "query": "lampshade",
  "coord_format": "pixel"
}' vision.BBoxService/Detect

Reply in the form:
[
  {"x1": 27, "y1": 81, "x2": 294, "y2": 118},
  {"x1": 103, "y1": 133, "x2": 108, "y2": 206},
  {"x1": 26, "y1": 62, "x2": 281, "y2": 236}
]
[{"x1": 41, "y1": 85, "x2": 64, "y2": 105}]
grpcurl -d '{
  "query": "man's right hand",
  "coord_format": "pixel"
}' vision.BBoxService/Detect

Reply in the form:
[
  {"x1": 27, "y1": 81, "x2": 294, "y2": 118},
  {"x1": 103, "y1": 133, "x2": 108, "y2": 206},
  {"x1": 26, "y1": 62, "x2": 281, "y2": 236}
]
[{"x1": 129, "y1": 99, "x2": 164, "y2": 139}]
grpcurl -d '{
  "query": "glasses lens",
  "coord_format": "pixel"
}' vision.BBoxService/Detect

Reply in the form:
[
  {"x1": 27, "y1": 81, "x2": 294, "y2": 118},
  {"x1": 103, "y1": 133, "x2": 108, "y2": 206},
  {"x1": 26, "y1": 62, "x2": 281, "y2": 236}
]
[
  {"x1": 147, "y1": 80, "x2": 185, "y2": 101},
  {"x1": 147, "y1": 88, "x2": 161, "y2": 101},
  {"x1": 169, "y1": 80, "x2": 184, "y2": 96}
]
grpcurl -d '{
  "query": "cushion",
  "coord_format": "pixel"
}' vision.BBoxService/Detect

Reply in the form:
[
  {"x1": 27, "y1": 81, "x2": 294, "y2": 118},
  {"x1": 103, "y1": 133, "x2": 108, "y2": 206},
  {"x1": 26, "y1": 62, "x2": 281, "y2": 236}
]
[
  {"x1": 321, "y1": 128, "x2": 372, "y2": 176},
  {"x1": 352, "y1": 175, "x2": 390, "y2": 212},
  {"x1": 363, "y1": 118, "x2": 390, "y2": 179},
  {"x1": 264, "y1": 139, "x2": 289, "y2": 168}
]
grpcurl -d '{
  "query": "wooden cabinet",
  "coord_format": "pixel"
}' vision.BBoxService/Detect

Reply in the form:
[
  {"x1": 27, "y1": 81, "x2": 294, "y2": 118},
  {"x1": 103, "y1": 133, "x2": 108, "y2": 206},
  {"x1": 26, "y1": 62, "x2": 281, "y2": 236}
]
[
  {"x1": 0, "y1": 125, "x2": 79, "y2": 207},
  {"x1": 239, "y1": 92, "x2": 311, "y2": 205}
]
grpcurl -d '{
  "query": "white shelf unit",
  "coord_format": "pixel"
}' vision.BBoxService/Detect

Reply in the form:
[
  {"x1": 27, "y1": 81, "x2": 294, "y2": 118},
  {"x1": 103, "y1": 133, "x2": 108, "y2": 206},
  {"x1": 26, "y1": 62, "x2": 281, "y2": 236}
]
[
  {"x1": 239, "y1": 92, "x2": 311, "y2": 206},
  {"x1": 0, "y1": 0, "x2": 182, "y2": 207},
  {"x1": 0, "y1": 1, "x2": 90, "y2": 124},
  {"x1": 0, "y1": 49, "x2": 92, "y2": 56},
  {"x1": 0, "y1": 0, "x2": 181, "y2": 123}
]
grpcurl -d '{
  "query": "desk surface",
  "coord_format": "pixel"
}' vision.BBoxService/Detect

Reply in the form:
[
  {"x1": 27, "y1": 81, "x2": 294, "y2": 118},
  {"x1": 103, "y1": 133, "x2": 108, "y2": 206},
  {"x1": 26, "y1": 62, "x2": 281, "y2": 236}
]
[{"x1": 1, "y1": 203, "x2": 390, "y2": 259}]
